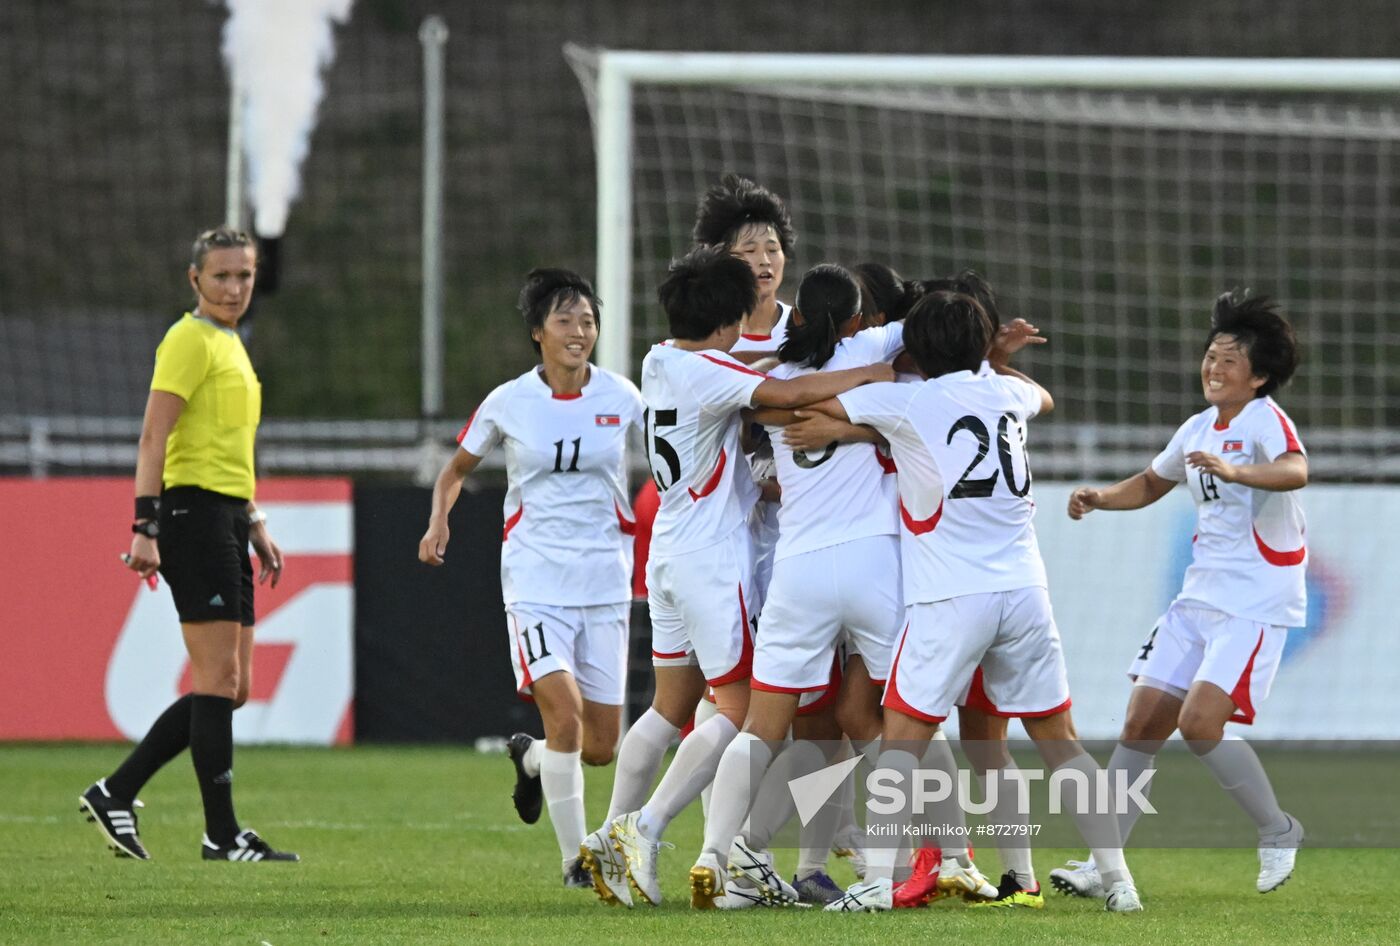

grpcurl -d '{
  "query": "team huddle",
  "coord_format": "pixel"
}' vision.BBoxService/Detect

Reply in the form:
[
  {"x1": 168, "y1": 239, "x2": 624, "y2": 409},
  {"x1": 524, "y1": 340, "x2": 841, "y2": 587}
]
[{"x1": 419, "y1": 175, "x2": 1309, "y2": 915}]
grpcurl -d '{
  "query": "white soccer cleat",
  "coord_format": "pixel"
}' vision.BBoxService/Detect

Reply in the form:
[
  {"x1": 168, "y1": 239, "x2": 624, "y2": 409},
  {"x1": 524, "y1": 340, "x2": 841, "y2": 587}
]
[
  {"x1": 824, "y1": 876, "x2": 893, "y2": 912},
  {"x1": 831, "y1": 825, "x2": 868, "y2": 880},
  {"x1": 1257, "y1": 814, "x2": 1303, "y2": 893},
  {"x1": 728, "y1": 835, "x2": 800, "y2": 905},
  {"x1": 713, "y1": 880, "x2": 769, "y2": 910},
  {"x1": 580, "y1": 825, "x2": 632, "y2": 907},
  {"x1": 610, "y1": 810, "x2": 670, "y2": 906},
  {"x1": 1104, "y1": 879, "x2": 1144, "y2": 912},
  {"x1": 937, "y1": 857, "x2": 999, "y2": 900},
  {"x1": 1049, "y1": 858, "x2": 1105, "y2": 899}
]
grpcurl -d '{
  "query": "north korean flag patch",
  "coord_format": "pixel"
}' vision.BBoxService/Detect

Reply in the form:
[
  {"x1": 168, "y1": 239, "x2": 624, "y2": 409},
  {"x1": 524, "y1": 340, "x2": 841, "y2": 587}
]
[
  {"x1": 595, "y1": 414, "x2": 621, "y2": 427},
  {"x1": 1222, "y1": 440, "x2": 1245, "y2": 453}
]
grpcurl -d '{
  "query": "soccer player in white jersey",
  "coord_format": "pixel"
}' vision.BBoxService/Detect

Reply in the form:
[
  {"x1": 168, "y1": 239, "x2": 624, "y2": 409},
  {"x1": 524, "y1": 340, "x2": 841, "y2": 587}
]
[
  {"x1": 687, "y1": 264, "x2": 905, "y2": 908},
  {"x1": 580, "y1": 246, "x2": 892, "y2": 908},
  {"x1": 1050, "y1": 294, "x2": 1307, "y2": 898},
  {"x1": 804, "y1": 291, "x2": 1143, "y2": 914},
  {"x1": 418, "y1": 269, "x2": 643, "y2": 888}
]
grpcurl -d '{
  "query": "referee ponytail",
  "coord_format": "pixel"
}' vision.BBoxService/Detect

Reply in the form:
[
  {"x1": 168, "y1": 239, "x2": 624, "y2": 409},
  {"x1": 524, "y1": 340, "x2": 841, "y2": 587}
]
[{"x1": 779, "y1": 264, "x2": 861, "y2": 370}]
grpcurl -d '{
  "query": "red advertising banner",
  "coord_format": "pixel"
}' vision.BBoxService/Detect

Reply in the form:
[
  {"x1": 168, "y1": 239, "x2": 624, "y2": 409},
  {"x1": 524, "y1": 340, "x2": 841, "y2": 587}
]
[{"x1": 0, "y1": 478, "x2": 354, "y2": 744}]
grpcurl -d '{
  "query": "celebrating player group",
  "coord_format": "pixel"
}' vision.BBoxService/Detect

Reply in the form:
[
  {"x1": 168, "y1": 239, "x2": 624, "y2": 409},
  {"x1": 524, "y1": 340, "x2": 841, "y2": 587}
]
[{"x1": 418, "y1": 173, "x2": 1309, "y2": 916}]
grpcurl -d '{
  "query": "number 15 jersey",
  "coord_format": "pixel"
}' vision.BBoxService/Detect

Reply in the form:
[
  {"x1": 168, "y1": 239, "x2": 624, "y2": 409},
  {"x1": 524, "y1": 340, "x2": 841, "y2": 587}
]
[
  {"x1": 838, "y1": 372, "x2": 1046, "y2": 605},
  {"x1": 640, "y1": 344, "x2": 766, "y2": 558},
  {"x1": 459, "y1": 366, "x2": 645, "y2": 608}
]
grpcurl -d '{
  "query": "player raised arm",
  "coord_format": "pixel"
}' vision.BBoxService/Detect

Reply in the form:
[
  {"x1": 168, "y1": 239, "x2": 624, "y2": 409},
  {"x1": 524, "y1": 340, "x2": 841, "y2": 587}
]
[
  {"x1": 1067, "y1": 467, "x2": 1177, "y2": 520},
  {"x1": 988, "y1": 317, "x2": 1053, "y2": 415},
  {"x1": 1186, "y1": 449, "x2": 1307, "y2": 492},
  {"x1": 750, "y1": 361, "x2": 894, "y2": 409}
]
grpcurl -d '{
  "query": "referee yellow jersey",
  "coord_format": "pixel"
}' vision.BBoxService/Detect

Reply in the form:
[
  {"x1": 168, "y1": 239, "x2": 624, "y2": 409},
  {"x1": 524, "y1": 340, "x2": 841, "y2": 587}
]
[{"x1": 150, "y1": 313, "x2": 262, "y2": 500}]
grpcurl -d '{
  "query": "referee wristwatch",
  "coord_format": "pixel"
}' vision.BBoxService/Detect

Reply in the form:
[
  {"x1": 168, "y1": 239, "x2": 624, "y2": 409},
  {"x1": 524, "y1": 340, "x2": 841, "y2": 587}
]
[{"x1": 132, "y1": 519, "x2": 160, "y2": 539}]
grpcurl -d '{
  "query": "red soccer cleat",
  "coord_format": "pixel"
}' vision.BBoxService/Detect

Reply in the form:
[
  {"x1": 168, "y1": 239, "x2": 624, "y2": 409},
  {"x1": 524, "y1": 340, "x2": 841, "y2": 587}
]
[{"x1": 892, "y1": 846, "x2": 942, "y2": 908}]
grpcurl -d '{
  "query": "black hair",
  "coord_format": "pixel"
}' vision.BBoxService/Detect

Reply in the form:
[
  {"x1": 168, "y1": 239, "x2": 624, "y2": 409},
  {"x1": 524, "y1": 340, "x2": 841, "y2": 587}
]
[
  {"x1": 517, "y1": 267, "x2": 601, "y2": 353},
  {"x1": 191, "y1": 225, "x2": 257, "y2": 270},
  {"x1": 902, "y1": 291, "x2": 993, "y2": 379},
  {"x1": 853, "y1": 262, "x2": 922, "y2": 327},
  {"x1": 779, "y1": 264, "x2": 862, "y2": 369},
  {"x1": 692, "y1": 173, "x2": 796, "y2": 257},
  {"x1": 1206, "y1": 292, "x2": 1299, "y2": 398},
  {"x1": 657, "y1": 245, "x2": 758, "y2": 341},
  {"x1": 920, "y1": 270, "x2": 1002, "y2": 334}
]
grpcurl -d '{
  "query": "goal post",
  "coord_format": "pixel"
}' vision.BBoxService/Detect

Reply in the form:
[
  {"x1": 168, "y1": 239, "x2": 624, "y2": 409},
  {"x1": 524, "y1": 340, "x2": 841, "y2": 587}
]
[{"x1": 569, "y1": 49, "x2": 1400, "y2": 480}]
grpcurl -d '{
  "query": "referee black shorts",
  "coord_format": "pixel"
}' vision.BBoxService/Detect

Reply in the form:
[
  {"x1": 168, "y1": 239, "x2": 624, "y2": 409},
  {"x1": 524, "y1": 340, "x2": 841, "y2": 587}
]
[{"x1": 158, "y1": 486, "x2": 255, "y2": 626}]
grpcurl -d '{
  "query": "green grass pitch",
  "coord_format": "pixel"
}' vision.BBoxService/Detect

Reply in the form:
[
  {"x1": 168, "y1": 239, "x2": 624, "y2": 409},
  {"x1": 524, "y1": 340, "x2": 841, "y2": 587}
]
[{"x1": 1, "y1": 744, "x2": 1394, "y2": 945}]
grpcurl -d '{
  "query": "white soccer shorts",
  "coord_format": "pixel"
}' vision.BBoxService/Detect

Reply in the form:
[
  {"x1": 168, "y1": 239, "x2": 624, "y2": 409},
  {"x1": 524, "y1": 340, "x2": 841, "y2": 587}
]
[
  {"x1": 505, "y1": 602, "x2": 629, "y2": 705},
  {"x1": 752, "y1": 534, "x2": 902, "y2": 694},
  {"x1": 647, "y1": 525, "x2": 755, "y2": 686},
  {"x1": 884, "y1": 587, "x2": 1071, "y2": 723},
  {"x1": 1128, "y1": 600, "x2": 1286, "y2": 725}
]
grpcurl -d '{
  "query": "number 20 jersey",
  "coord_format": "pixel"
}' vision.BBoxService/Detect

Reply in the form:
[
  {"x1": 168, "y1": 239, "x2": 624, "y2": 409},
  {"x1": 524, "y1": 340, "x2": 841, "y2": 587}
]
[
  {"x1": 458, "y1": 367, "x2": 645, "y2": 608},
  {"x1": 838, "y1": 372, "x2": 1046, "y2": 605},
  {"x1": 640, "y1": 344, "x2": 766, "y2": 558},
  {"x1": 1151, "y1": 395, "x2": 1307, "y2": 627}
]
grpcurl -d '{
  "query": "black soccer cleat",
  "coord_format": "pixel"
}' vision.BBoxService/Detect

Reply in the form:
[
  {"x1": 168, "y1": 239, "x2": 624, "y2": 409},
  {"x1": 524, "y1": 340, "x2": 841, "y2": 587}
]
[
  {"x1": 202, "y1": 829, "x2": 299, "y2": 862},
  {"x1": 507, "y1": 732, "x2": 543, "y2": 824},
  {"x1": 564, "y1": 854, "x2": 593, "y2": 888},
  {"x1": 79, "y1": 778, "x2": 150, "y2": 860}
]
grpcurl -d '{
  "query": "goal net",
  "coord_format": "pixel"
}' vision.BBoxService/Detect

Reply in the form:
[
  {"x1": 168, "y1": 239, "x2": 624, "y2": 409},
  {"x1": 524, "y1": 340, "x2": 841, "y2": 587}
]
[{"x1": 568, "y1": 49, "x2": 1400, "y2": 482}]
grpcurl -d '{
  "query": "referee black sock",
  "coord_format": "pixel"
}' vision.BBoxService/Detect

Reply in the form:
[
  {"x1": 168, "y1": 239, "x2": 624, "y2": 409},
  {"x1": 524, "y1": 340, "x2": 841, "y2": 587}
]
[
  {"x1": 190, "y1": 694, "x2": 240, "y2": 845},
  {"x1": 105, "y1": 694, "x2": 193, "y2": 801}
]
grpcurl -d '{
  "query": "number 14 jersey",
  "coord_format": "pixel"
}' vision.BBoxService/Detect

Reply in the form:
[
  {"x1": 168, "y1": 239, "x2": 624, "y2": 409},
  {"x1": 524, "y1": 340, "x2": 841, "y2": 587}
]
[
  {"x1": 838, "y1": 372, "x2": 1046, "y2": 605},
  {"x1": 458, "y1": 366, "x2": 645, "y2": 608}
]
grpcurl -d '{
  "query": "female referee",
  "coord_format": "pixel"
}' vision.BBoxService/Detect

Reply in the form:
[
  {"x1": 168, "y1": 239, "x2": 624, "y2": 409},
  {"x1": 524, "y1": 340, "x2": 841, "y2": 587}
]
[
  {"x1": 418, "y1": 268, "x2": 645, "y2": 888},
  {"x1": 80, "y1": 226, "x2": 297, "y2": 863}
]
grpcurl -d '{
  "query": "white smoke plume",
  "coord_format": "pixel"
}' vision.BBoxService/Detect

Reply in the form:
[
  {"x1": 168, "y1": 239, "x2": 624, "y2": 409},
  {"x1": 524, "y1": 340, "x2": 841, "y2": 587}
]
[{"x1": 221, "y1": 0, "x2": 355, "y2": 237}]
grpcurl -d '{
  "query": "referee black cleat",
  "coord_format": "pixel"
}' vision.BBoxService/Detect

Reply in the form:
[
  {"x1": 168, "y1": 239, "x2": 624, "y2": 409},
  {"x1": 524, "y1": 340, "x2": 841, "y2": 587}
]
[
  {"x1": 79, "y1": 778, "x2": 150, "y2": 860},
  {"x1": 202, "y1": 829, "x2": 299, "y2": 862},
  {"x1": 507, "y1": 732, "x2": 543, "y2": 824}
]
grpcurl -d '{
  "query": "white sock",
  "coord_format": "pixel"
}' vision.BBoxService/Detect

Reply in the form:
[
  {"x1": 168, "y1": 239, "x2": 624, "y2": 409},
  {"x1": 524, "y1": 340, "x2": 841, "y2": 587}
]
[
  {"x1": 865, "y1": 747, "x2": 920, "y2": 883},
  {"x1": 1198, "y1": 737, "x2": 1290, "y2": 837},
  {"x1": 1107, "y1": 743, "x2": 1157, "y2": 845},
  {"x1": 978, "y1": 765, "x2": 1035, "y2": 889},
  {"x1": 637, "y1": 714, "x2": 738, "y2": 841},
  {"x1": 701, "y1": 733, "x2": 773, "y2": 862},
  {"x1": 1051, "y1": 751, "x2": 1131, "y2": 888},
  {"x1": 606, "y1": 708, "x2": 678, "y2": 822},
  {"x1": 693, "y1": 697, "x2": 719, "y2": 817},
  {"x1": 744, "y1": 736, "x2": 824, "y2": 851},
  {"x1": 540, "y1": 747, "x2": 585, "y2": 860},
  {"x1": 522, "y1": 737, "x2": 544, "y2": 778},
  {"x1": 919, "y1": 733, "x2": 970, "y2": 862}
]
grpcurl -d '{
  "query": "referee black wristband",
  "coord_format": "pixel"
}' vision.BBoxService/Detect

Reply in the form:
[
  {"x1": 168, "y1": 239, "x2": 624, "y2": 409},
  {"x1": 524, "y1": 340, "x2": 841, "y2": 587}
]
[{"x1": 135, "y1": 496, "x2": 161, "y2": 521}]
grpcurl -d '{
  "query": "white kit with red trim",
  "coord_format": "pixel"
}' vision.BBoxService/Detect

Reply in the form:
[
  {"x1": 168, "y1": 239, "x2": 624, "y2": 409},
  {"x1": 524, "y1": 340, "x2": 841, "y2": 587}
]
[
  {"x1": 838, "y1": 372, "x2": 1047, "y2": 605},
  {"x1": 457, "y1": 366, "x2": 644, "y2": 607},
  {"x1": 1151, "y1": 395, "x2": 1308, "y2": 627},
  {"x1": 727, "y1": 301, "x2": 791, "y2": 356},
  {"x1": 764, "y1": 322, "x2": 904, "y2": 561},
  {"x1": 640, "y1": 344, "x2": 766, "y2": 557}
]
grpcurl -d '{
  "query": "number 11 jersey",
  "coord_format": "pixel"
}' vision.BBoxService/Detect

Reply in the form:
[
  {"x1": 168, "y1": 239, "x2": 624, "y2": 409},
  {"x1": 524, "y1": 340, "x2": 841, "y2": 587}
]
[
  {"x1": 458, "y1": 366, "x2": 644, "y2": 608},
  {"x1": 838, "y1": 371, "x2": 1046, "y2": 605}
]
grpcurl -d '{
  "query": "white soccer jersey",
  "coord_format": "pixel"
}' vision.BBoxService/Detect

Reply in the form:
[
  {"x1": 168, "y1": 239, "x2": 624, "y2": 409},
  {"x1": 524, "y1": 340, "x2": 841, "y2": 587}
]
[
  {"x1": 838, "y1": 372, "x2": 1046, "y2": 604},
  {"x1": 728, "y1": 301, "x2": 791, "y2": 355},
  {"x1": 458, "y1": 366, "x2": 644, "y2": 607},
  {"x1": 1151, "y1": 395, "x2": 1308, "y2": 627},
  {"x1": 764, "y1": 323, "x2": 905, "y2": 561},
  {"x1": 640, "y1": 344, "x2": 766, "y2": 556}
]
